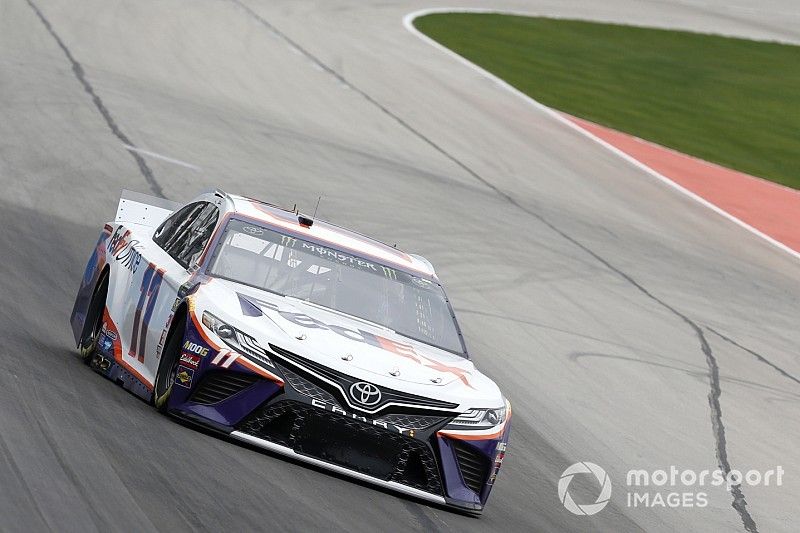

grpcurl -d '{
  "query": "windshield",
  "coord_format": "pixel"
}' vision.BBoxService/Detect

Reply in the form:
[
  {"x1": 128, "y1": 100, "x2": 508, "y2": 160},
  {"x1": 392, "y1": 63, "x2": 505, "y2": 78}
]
[{"x1": 206, "y1": 219, "x2": 465, "y2": 354}]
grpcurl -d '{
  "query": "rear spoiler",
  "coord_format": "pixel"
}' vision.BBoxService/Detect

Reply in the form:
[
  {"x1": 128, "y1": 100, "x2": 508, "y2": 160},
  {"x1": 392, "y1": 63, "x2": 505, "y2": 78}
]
[{"x1": 115, "y1": 189, "x2": 180, "y2": 227}]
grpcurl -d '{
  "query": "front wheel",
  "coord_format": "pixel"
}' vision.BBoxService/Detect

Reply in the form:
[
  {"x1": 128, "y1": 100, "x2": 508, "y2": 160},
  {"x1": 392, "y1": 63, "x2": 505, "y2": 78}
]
[{"x1": 153, "y1": 315, "x2": 186, "y2": 412}]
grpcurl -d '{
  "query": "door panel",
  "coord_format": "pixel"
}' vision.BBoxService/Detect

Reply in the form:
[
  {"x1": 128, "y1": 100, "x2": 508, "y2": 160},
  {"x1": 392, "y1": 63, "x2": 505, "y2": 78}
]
[
  {"x1": 104, "y1": 224, "x2": 186, "y2": 388},
  {"x1": 105, "y1": 200, "x2": 220, "y2": 389}
]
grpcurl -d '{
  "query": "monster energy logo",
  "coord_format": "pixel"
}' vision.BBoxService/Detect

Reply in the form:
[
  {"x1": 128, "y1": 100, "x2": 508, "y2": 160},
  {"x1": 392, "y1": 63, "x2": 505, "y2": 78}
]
[
  {"x1": 280, "y1": 235, "x2": 297, "y2": 247},
  {"x1": 380, "y1": 266, "x2": 397, "y2": 279}
]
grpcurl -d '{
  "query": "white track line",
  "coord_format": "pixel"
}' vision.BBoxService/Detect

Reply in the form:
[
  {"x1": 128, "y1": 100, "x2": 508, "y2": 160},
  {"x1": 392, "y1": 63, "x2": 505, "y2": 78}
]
[
  {"x1": 403, "y1": 8, "x2": 800, "y2": 262},
  {"x1": 123, "y1": 145, "x2": 202, "y2": 171}
]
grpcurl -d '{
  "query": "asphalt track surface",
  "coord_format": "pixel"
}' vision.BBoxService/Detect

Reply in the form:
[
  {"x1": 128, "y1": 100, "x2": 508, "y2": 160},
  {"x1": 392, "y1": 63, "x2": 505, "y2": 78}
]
[{"x1": 1, "y1": 1, "x2": 798, "y2": 531}]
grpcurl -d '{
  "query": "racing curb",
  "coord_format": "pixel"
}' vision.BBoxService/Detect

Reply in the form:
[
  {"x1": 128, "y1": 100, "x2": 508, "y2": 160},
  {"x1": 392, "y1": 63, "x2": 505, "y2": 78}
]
[{"x1": 564, "y1": 114, "x2": 800, "y2": 259}]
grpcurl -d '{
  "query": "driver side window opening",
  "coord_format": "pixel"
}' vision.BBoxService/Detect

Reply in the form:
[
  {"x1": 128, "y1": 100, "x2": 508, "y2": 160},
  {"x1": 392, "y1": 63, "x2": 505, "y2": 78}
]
[{"x1": 153, "y1": 202, "x2": 219, "y2": 268}]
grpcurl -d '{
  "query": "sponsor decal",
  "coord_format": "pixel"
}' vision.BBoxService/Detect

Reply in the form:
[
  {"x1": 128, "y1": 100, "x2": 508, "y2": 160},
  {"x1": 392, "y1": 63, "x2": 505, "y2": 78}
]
[
  {"x1": 179, "y1": 352, "x2": 201, "y2": 368},
  {"x1": 242, "y1": 225, "x2": 264, "y2": 235},
  {"x1": 239, "y1": 293, "x2": 473, "y2": 387},
  {"x1": 183, "y1": 340, "x2": 209, "y2": 357},
  {"x1": 100, "y1": 322, "x2": 117, "y2": 341},
  {"x1": 488, "y1": 441, "x2": 507, "y2": 485},
  {"x1": 155, "y1": 314, "x2": 173, "y2": 360},
  {"x1": 175, "y1": 365, "x2": 194, "y2": 388},
  {"x1": 299, "y1": 242, "x2": 383, "y2": 273},
  {"x1": 241, "y1": 294, "x2": 417, "y2": 356},
  {"x1": 100, "y1": 334, "x2": 114, "y2": 354},
  {"x1": 380, "y1": 265, "x2": 397, "y2": 280},
  {"x1": 231, "y1": 220, "x2": 400, "y2": 280},
  {"x1": 107, "y1": 226, "x2": 142, "y2": 273},
  {"x1": 98, "y1": 314, "x2": 122, "y2": 358}
]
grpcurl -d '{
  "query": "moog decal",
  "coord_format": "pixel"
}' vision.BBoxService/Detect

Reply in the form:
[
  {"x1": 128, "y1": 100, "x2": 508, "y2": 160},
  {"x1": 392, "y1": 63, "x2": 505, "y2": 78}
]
[{"x1": 183, "y1": 341, "x2": 209, "y2": 357}]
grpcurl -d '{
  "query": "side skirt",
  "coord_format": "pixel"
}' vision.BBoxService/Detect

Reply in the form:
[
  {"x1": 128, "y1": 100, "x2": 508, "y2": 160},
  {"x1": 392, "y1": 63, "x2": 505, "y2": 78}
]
[{"x1": 90, "y1": 351, "x2": 153, "y2": 402}]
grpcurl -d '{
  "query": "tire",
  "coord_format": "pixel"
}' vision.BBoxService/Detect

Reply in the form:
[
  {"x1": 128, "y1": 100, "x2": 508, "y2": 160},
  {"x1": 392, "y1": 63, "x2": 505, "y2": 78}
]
[
  {"x1": 153, "y1": 314, "x2": 186, "y2": 412},
  {"x1": 78, "y1": 270, "x2": 109, "y2": 364}
]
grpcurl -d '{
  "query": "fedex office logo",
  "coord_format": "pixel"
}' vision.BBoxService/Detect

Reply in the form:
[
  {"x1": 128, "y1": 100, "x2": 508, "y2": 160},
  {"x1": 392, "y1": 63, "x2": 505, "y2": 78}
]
[
  {"x1": 108, "y1": 226, "x2": 142, "y2": 273},
  {"x1": 238, "y1": 294, "x2": 417, "y2": 359},
  {"x1": 238, "y1": 293, "x2": 473, "y2": 387}
]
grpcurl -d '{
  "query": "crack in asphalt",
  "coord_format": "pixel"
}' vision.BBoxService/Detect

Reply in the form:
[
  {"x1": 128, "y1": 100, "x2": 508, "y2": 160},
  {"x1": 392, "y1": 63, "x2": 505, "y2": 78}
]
[
  {"x1": 227, "y1": 4, "x2": 761, "y2": 530},
  {"x1": 24, "y1": 0, "x2": 165, "y2": 199},
  {"x1": 228, "y1": 0, "x2": 489, "y2": 189},
  {"x1": 519, "y1": 205, "x2": 763, "y2": 532},
  {"x1": 707, "y1": 327, "x2": 800, "y2": 386}
]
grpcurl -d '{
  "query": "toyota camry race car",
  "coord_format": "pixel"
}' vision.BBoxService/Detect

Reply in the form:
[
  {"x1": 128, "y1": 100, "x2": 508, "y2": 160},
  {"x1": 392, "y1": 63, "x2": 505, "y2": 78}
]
[{"x1": 70, "y1": 189, "x2": 511, "y2": 514}]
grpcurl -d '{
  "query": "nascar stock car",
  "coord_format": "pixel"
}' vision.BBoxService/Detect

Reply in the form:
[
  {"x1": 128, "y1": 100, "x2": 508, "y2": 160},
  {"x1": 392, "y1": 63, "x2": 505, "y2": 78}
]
[{"x1": 70, "y1": 189, "x2": 511, "y2": 514}]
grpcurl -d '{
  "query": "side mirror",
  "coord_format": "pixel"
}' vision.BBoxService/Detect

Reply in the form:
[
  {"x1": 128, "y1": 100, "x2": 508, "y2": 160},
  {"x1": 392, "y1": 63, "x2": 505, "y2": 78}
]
[{"x1": 177, "y1": 280, "x2": 200, "y2": 299}]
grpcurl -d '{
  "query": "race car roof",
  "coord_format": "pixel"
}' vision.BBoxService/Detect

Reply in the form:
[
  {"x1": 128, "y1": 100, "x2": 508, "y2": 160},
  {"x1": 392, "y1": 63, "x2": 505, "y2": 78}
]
[{"x1": 226, "y1": 194, "x2": 436, "y2": 277}]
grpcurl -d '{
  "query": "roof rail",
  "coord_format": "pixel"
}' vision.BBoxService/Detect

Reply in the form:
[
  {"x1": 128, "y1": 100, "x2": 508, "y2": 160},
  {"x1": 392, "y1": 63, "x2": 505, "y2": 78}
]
[
  {"x1": 199, "y1": 188, "x2": 229, "y2": 200},
  {"x1": 236, "y1": 194, "x2": 296, "y2": 214},
  {"x1": 410, "y1": 254, "x2": 436, "y2": 276}
]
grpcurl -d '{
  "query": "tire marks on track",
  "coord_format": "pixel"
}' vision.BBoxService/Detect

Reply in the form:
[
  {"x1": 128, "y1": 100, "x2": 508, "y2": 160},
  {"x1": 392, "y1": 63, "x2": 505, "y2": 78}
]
[{"x1": 23, "y1": 0, "x2": 165, "y2": 198}]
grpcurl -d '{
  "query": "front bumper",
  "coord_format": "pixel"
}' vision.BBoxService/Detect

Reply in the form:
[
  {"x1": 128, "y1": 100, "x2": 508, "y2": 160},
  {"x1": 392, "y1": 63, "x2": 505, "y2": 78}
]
[
  {"x1": 236, "y1": 399, "x2": 444, "y2": 494},
  {"x1": 169, "y1": 317, "x2": 509, "y2": 513}
]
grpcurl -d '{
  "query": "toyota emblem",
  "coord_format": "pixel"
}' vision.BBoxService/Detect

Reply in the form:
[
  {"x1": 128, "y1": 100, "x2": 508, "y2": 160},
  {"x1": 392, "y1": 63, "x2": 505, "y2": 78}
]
[{"x1": 349, "y1": 382, "x2": 382, "y2": 407}]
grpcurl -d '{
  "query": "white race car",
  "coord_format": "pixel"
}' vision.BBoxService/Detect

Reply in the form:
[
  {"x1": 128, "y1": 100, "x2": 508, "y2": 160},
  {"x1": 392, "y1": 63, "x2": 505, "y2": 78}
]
[{"x1": 70, "y1": 189, "x2": 511, "y2": 514}]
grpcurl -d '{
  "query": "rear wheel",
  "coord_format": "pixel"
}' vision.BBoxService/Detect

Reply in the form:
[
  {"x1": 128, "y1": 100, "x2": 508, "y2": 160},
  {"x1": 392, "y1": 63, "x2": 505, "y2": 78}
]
[
  {"x1": 153, "y1": 315, "x2": 186, "y2": 412},
  {"x1": 78, "y1": 270, "x2": 109, "y2": 364}
]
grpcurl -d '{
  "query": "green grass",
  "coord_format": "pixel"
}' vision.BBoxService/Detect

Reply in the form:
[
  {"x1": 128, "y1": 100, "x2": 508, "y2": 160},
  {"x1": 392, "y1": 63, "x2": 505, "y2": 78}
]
[{"x1": 414, "y1": 14, "x2": 800, "y2": 189}]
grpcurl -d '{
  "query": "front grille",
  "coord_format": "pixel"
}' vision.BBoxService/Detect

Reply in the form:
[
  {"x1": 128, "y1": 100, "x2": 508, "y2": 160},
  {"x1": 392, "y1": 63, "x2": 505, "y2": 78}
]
[
  {"x1": 453, "y1": 440, "x2": 492, "y2": 495},
  {"x1": 269, "y1": 344, "x2": 459, "y2": 413},
  {"x1": 238, "y1": 400, "x2": 443, "y2": 494},
  {"x1": 278, "y1": 363, "x2": 338, "y2": 405},
  {"x1": 375, "y1": 413, "x2": 448, "y2": 430},
  {"x1": 189, "y1": 371, "x2": 261, "y2": 405}
]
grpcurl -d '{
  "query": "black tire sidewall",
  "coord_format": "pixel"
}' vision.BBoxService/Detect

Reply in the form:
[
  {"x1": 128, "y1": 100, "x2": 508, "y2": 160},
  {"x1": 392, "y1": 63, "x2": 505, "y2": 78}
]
[
  {"x1": 79, "y1": 271, "x2": 108, "y2": 363},
  {"x1": 154, "y1": 315, "x2": 186, "y2": 411}
]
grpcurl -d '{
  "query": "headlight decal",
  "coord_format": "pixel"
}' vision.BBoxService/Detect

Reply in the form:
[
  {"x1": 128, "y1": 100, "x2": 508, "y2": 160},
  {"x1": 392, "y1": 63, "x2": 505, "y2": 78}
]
[
  {"x1": 199, "y1": 311, "x2": 283, "y2": 384},
  {"x1": 438, "y1": 399, "x2": 512, "y2": 441}
]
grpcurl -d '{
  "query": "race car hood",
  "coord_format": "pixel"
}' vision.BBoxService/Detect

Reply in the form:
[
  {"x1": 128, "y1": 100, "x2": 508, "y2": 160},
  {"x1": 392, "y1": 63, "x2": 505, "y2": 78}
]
[{"x1": 195, "y1": 279, "x2": 503, "y2": 409}]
